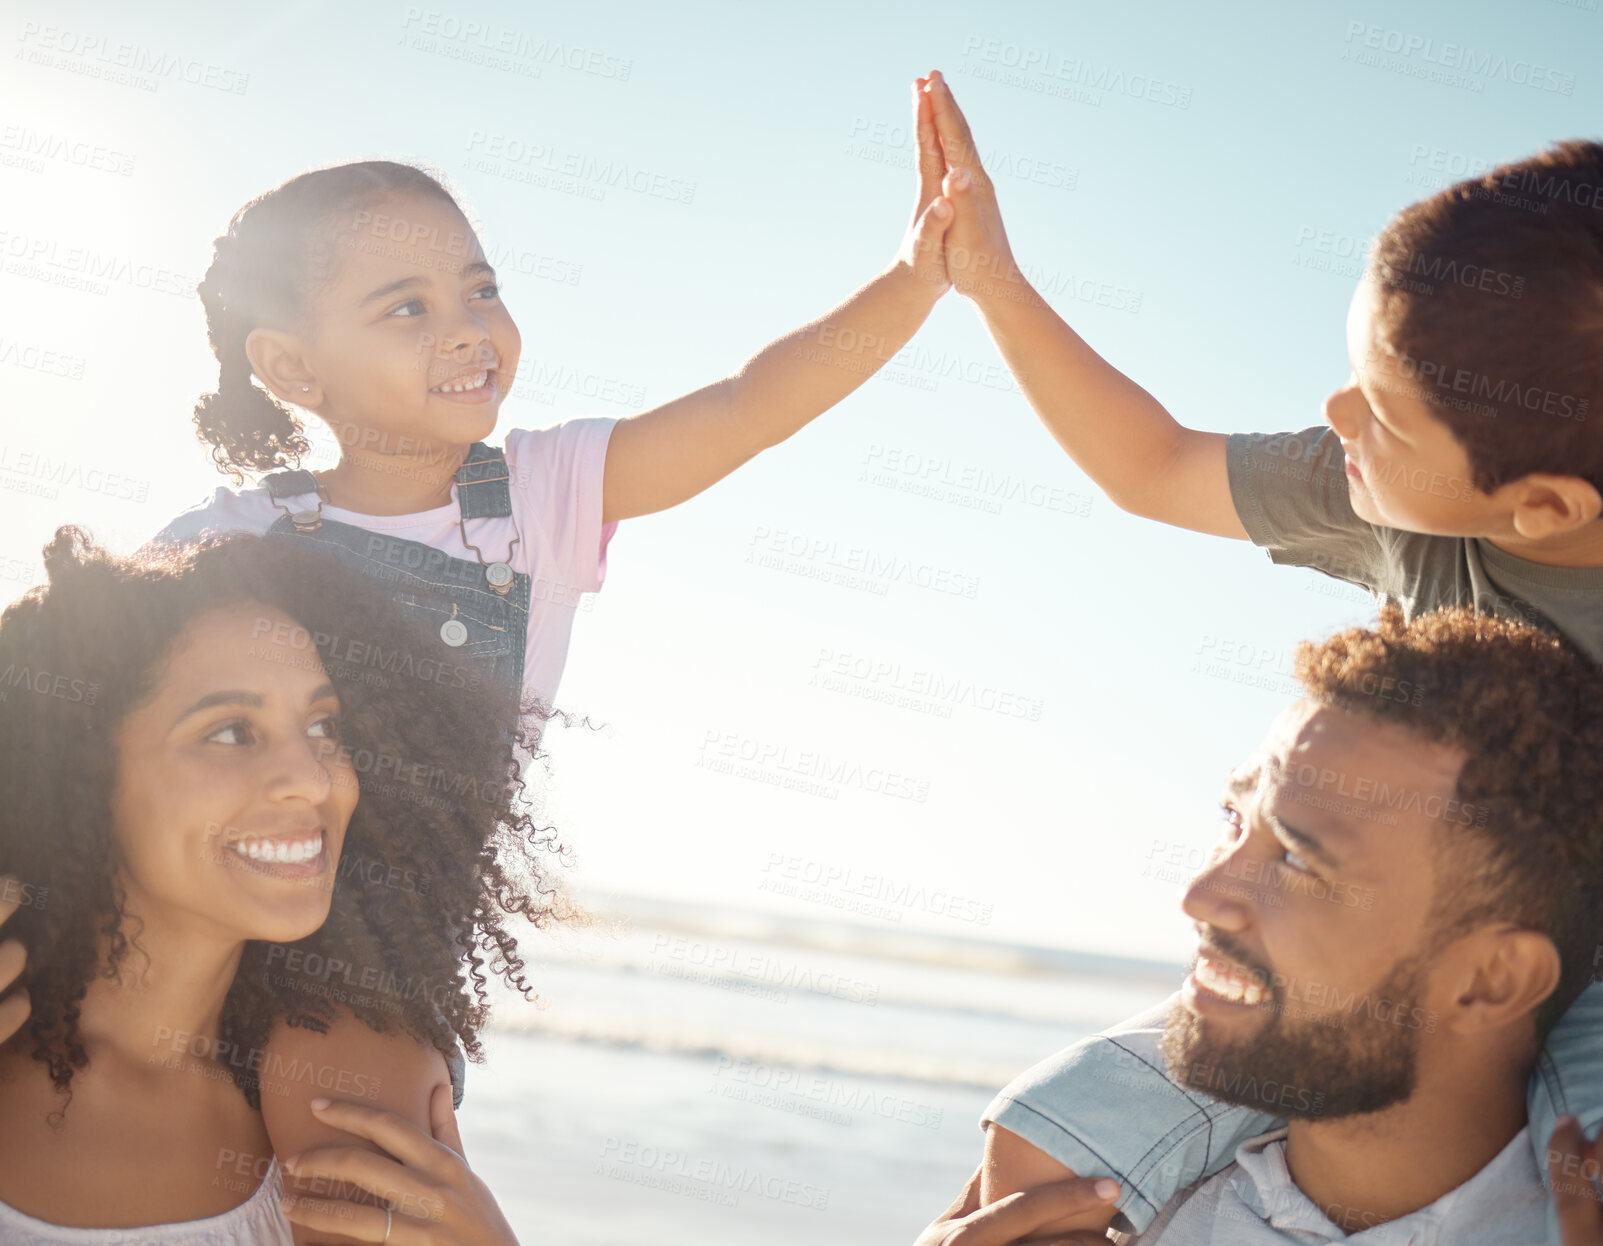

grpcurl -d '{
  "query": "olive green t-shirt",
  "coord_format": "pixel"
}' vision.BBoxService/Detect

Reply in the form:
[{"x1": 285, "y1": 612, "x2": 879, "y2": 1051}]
[{"x1": 1226, "y1": 426, "x2": 1603, "y2": 665}]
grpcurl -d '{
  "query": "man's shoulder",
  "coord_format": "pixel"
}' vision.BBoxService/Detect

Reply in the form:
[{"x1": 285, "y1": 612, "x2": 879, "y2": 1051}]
[{"x1": 1124, "y1": 1161, "x2": 1238, "y2": 1243}]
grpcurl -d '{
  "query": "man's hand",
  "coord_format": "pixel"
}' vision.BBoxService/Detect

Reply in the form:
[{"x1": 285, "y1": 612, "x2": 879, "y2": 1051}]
[
  {"x1": 916, "y1": 1165, "x2": 1121, "y2": 1246},
  {"x1": 922, "y1": 70, "x2": 1030, "y2": 308},
  {"x1": 894, "y1": 75, "x2": 955, "y2": 294},
  {"x1": 1551, "y1": 1116, "x2": 1603, "y2": 1245}
]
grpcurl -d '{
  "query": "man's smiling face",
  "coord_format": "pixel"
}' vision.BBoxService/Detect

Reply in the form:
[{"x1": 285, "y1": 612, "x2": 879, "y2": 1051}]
[{"x1": 1160, "y1": 700, "x2": 1466, "y2": 1120}]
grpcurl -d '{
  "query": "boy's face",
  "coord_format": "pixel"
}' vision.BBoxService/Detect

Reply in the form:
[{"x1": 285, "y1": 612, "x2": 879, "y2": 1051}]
[{"x1": 1322, "y1": 284, "x2": 1501, "y2": 536}]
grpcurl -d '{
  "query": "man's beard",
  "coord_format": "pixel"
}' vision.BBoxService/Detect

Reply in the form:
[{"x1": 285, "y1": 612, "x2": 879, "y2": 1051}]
[{"x1": 1159, "y1": 950, "x2": 1430, "y2": 1121}]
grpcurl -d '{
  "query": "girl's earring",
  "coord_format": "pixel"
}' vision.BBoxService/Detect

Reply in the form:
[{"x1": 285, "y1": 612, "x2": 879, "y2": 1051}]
[{"x1": 301, "y1": 385, "x2": 310, "y2": 392}]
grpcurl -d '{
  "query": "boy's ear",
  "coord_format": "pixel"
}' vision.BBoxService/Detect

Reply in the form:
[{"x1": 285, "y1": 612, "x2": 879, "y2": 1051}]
[
  {"x1": 1506, "y1": 473, "x2": 1603, "y2": 540},
  {"x1": 245, "y1": 328, "x2": 322, "y2": 408}
]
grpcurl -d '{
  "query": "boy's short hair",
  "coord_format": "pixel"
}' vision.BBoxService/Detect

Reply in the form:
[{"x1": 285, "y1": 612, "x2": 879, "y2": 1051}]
[
  {"x1": 1366, "y1": 140, "x2": 1603, "y2": 494},
  {"x1": 1294, "y1": 606, "x2": 1603, "y2": 1036}
]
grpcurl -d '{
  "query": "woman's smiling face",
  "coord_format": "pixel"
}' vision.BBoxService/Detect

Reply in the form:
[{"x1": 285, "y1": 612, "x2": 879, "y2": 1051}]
[{"x1": 109, "y1": 602, "x2": 359, "y2": 946}]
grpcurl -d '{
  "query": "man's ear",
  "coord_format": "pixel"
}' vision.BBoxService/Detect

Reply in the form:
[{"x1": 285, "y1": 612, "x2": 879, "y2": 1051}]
[
  {"x1": 1506, "y1": 474, "x2": 1603, "y2": 541},
  {"x1": 245, "y1": 328, "x2": 323, "y2": 409},
  {"x1": 1443, "y1": 927, "x2": 1561, "y2": 1036}
]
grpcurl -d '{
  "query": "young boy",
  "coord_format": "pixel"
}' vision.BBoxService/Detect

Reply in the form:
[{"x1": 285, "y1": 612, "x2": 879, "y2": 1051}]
[{"x1": 917, "y1": 70, "x2": 1603, "y2": 1244}]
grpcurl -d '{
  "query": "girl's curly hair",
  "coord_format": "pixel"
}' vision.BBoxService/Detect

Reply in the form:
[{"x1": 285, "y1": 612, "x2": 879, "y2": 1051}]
[{"x1": 0, "y1": 527, "x2": 570, "y2": 1109}]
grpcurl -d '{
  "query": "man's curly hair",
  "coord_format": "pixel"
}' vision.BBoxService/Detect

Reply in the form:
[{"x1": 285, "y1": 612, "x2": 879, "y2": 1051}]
[
  {"x1": 0, "y1": 526, "x2": 572, "y2": 1109},
  {"x1": 1294, "y1": 605, "x2": 1603, "y2": 1036}
]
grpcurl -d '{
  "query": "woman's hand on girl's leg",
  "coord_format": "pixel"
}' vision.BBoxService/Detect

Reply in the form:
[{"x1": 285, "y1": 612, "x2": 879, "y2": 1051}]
[{"x1": 280, "y1": 1092, "x2": 518, "y2": 1245}]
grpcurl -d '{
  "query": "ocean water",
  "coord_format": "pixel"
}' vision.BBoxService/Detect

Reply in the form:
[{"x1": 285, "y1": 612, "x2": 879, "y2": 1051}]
[{"x1": 454, "y1": 897, "x2": 1180, "y2": 1244}]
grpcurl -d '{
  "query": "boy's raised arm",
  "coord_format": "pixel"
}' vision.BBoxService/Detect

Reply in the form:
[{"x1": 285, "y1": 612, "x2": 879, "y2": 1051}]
[
  {"x1": 924, "y1": 71, "x2": 1248, "y2": 542},
  {"x1": 600, "y1": 81, "x2": 954, "y2": 525}
]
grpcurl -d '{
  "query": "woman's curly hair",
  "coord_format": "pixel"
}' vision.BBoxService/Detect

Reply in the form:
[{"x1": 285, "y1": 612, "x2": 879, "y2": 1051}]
[
  {"x1": 1295, "y1": 604, "x2": 1603, "y2": 1037},
  {"x1": 0, "y1": 526, "x2": 571, "y2": 1109}
]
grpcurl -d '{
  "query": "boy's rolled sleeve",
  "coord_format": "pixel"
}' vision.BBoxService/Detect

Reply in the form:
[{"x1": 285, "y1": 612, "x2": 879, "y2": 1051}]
[
  {"x1": 980, "y1": 996, "x2": 1275, "y2": 1233},
  {"x1": 1227, "y1": 425, "x2": 1390, "y2": 593}
]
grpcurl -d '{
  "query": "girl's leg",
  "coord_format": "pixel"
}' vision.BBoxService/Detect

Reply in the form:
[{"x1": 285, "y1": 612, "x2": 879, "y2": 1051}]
[{"x1": 982, "y1": 995, "x2": 1281, "y2": 1233}]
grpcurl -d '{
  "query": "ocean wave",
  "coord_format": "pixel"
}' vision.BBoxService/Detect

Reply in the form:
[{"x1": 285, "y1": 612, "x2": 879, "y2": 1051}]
[{"x1": 485, "y1": 1008, "x2": 1032, "y2": 1089}]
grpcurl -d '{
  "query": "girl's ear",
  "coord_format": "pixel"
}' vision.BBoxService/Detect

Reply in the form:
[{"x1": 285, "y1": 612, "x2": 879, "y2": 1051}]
[{"x1": 246, "y1": 328, "x2": 322, "y2": 408}]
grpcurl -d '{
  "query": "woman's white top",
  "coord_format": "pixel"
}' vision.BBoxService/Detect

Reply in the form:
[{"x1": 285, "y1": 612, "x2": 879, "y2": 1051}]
[{"x1": 0, "y1": 1158, "x2": 291, "y2": 1244}]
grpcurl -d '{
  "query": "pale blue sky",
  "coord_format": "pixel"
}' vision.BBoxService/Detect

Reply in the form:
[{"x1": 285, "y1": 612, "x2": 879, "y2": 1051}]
[{"x1": 2, "y1": 0, "x2": 1597, "y2": 959}]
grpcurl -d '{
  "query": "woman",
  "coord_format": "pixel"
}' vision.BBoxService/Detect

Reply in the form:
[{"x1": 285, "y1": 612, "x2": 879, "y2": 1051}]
[{"x1": 0, "y1": 527, "x2": 561, "y2": 1242}]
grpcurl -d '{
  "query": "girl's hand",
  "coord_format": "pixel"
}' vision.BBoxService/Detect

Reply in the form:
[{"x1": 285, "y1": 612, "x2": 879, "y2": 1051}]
[
  {"x1": 1551, "y1": 1116, "x2": 1603, "y2": 1246},
  {"x1": 894, "y1": 75, "x2": 955, "y2": 296},
  {"x1": 0, "y1": 878, "x2": 30, "y2": 1044},
  {"x1": 922, "y1": 70, "x2": 1027, "y2": 308},
  {"x1": 280, "y1": 1088, "x2": 518, "y2": 1245}
]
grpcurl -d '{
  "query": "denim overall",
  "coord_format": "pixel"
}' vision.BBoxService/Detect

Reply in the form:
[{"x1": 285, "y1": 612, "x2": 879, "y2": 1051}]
[
  {"x1": 263, "y1": 443, "x2": 527, "y2": 1108},
  {"x1": 263, "y1": 443, "x2": 531, "y2": 698}
]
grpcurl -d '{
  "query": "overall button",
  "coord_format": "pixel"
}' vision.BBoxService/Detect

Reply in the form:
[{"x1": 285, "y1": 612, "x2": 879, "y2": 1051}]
[
  {"x1": 290, "y1": 509, "x2": 322, "y2": 532},
  {"x1": 485, "y1": 562, "x2": 514, "y2": 593},
  {"x1": 440, "y1": 618, "x2": 470, "y2": 647}
]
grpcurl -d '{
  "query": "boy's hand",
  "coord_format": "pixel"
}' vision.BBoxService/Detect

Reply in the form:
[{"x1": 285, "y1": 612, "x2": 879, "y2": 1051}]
[
  {"x1": 923, "y1": 70, "x2": 1029, "y2": 308},
  {"x1": 894, "y1": 76, "x2": 955, "y2": 297},
  {"x1": 1550, "y1": 1116, "x2": 1603, "y2": 1245}
]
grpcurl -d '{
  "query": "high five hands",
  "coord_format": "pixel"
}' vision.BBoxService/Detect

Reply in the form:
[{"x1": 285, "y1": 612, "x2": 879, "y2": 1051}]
[{"x1": 902, "y1": 70, "x2": 1030, "y2": 307}]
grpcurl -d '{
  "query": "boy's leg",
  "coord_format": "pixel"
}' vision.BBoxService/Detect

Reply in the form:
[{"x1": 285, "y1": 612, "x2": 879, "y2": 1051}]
[
  {"x1": 981, "y1": 994, "x2": 1281, "y2": 1233},
  {"x1": 1531, "y1": 981, "x2": 1603, "y2": 1246}
]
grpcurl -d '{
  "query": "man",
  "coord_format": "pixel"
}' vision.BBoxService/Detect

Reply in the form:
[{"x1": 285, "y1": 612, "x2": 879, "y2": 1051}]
[{"x1": 919, "y1": 607, "x2": 1603, "y2": 1244}]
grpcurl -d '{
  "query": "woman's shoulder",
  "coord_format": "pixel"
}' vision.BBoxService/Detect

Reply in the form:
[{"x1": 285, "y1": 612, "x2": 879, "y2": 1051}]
[
  {"x1": 0, "y1": 1044, "x2": 289, "y2": 1241},
  {"x1": 0, "y1": 1160, "x2": 290, "y2": 1246}
]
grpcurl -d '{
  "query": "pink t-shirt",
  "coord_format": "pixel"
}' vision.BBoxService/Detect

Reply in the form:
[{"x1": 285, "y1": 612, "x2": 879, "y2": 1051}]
[{"x1": 151, "y1": 419, "x2": 617, "y2": 709}]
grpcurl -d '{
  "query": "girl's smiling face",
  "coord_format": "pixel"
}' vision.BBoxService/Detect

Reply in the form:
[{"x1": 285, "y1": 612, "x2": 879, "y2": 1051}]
[
  {"x1": 109, "y1": 602, "x2": 359, "y2": 946},
  {"x1": 294, "y1": 192, "x2": 522, "y2": 463}
]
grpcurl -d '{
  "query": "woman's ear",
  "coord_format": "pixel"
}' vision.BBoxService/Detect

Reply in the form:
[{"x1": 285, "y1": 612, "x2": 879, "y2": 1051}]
[{"x1": 245, "y1": 328, "x2": 322, "y2": 408}]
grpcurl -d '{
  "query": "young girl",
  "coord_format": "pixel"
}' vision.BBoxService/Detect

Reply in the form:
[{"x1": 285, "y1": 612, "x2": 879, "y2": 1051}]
[
  {"x1": 0, "y1": 529, "x2": 546, "y2": 1243},
  {"x1": 154, "y1": 78, "x2": 957, "y2": 712}
]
